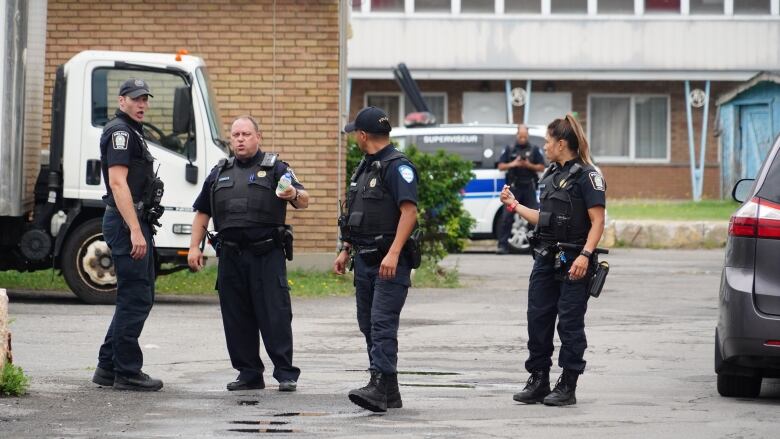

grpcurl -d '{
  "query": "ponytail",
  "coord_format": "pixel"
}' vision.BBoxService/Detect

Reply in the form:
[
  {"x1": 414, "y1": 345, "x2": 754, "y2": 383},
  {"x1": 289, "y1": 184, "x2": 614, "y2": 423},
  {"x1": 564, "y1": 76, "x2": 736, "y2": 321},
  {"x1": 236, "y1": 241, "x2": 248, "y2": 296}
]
[{"x1": 547, "y1": 113, "x2": 593, "y2": 166}]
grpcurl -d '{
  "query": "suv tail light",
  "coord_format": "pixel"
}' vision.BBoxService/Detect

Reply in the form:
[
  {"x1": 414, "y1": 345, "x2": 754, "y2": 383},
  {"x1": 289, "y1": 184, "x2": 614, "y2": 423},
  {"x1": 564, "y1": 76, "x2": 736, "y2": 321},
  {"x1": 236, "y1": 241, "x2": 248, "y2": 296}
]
[{"x1": 729, "y1": 197, "x2": 780, "y2": 239}]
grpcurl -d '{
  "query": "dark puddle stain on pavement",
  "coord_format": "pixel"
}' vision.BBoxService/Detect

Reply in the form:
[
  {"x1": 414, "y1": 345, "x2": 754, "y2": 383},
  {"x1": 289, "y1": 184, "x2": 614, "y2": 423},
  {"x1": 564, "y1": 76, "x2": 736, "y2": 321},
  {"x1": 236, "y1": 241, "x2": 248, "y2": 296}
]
[
  {"x1": 231, "y1": 421, "x2": 289, "y2": 425},
  {"x1": 273, "y1": 412, "x2": 328, "y2": 417},
  {"x1": 400, "y1": 383, "x2": 475, "y2": 389},
  {"x1": 237, "y1": 400, "x2": 259, "y2": 406},
  {"x1": 398, "y1": 371, "x2": 461, "y2": 376},
  {"x1": 228, "y1": 428, "x2": 299, "y2": 433}
]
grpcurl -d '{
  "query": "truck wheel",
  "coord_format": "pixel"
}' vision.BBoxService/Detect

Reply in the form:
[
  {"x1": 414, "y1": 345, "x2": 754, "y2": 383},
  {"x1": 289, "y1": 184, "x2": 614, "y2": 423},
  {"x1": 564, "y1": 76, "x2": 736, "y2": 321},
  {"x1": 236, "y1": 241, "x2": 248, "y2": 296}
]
[
  {"x1": 717, "y1": 372, "x2": 762, "y2": 398},
  {"x1": 61, "y1": 218, "x2": 117, "y2": 304},
  {"x1": 507, "y1": 214, "x2": 531, "y2": 254}
]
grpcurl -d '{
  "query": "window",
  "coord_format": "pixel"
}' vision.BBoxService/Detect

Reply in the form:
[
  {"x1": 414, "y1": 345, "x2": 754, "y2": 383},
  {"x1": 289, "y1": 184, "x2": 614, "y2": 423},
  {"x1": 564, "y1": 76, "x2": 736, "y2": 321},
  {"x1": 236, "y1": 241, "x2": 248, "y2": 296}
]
[
  {"x1": 645, "y1": 0, "x2": 680, "y2": 13},
  {"x1": 689, "y1": 0, "x2": 724, "y2": 14},
  {"x1": 551, "y1": 0, "x2": 588, "y2": 13},
  {"x1": 351, "y1": 0, "x2": 363, "y2": 12},
  {"x1": 734, "y1": 0, "x2": 770, "y2": 14},
  {"x1": 92, "y1": 68, "x2": 194, "y2": 158},
  {"x1": 462, "y1": 0, "x2": 495, "y2": 13},
  {"x1": 588, "y1": 95, "x2": 669, "y2": 161},
  {"x1": 365, "y1": 92, "x2": 448, "y2": 126},
  {"x1": 599, "y1": 0, "x2": 635, "y2": 14},
  {"x1": 415, "y1": 0, "x2": 452, "y2": 12},
  {"x1": 371, "y1": 0, "x2": 404, "y2": 12},
  {"x1": 505, "y1": 0, "x2": 541, "y2": 13}
]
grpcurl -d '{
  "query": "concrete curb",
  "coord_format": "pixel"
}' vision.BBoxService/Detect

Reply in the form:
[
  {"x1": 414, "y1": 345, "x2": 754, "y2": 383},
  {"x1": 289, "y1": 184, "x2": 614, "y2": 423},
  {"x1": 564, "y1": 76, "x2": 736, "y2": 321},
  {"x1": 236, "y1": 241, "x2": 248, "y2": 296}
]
[
  {"x1": 0, "y1": 288, "x2": 8, "y2": 369},
  {"x1": 466, "y1": 220, "x2": 729, "y2": 251},
  {"x1": 600, "y1": 220, "x2": 728, "y2": 249}
]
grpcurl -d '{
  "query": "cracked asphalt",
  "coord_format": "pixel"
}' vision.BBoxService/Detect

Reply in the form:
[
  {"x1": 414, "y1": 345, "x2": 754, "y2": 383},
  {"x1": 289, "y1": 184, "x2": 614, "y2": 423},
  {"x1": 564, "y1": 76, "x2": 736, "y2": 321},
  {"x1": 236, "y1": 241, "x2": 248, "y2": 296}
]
[{"x1": 2, "y1": 248, "x2": 779, "y2": 438}]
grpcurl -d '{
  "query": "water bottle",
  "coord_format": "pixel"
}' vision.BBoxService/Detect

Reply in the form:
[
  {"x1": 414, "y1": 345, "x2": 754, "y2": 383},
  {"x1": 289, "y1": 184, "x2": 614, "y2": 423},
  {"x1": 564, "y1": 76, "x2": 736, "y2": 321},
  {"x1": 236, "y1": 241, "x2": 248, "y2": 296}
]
[{"x1": 276, "y1": 172, "x2": 292, "y2": 196}]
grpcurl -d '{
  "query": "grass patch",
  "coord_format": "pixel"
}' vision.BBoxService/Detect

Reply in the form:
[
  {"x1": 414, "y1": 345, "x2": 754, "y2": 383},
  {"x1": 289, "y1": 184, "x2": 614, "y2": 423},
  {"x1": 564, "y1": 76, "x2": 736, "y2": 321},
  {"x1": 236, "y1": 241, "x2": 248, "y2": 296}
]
[
  {"x1": 413, "y1": 259, "x2": 460, "y2": 288},
  {"x1": 608, "y1": 200, "x2": 739, "y2": 221},
  {"x1": 0, "y1": 259, "x2": 460, "y2": 296},
  {"x1": 0, "y1": 362, "x2": 29, "y2": 397}
]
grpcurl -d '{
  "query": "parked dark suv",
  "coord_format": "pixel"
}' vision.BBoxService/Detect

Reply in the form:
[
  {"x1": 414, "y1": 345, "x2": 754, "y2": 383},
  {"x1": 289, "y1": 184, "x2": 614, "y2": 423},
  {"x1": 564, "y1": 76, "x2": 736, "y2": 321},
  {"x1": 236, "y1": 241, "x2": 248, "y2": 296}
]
[{"x1": 716, "y1": 134, "x2": 780, "y2": 397}]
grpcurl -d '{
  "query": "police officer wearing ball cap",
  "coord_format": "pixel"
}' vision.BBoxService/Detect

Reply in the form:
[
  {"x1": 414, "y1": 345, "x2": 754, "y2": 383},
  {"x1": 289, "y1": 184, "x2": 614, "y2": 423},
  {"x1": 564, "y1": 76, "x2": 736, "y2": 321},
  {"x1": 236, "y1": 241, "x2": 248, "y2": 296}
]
[
  {"x1": 496, "y1": 124, "x2": 545, "y2": 254},
  {"x1": 334, "y1": 106, "x2": 419, "y2": 413},
  {"x1": 501, "y1": 114, "x2": 606, "y2": 406},
  {"x1": 92, "y1": 78, "x2": 164, "y2": 391},
  {"x1": 187, "y1": 115, "x2": 309, "y2": 393}
]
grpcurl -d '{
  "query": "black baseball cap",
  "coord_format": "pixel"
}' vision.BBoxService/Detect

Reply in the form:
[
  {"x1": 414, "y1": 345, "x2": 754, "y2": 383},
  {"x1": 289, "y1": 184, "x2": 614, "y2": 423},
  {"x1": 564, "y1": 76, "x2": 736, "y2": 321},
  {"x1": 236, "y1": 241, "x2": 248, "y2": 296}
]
[
  {"x1": 344, "y1": 106, "x2": 392, "y2": 134},
  {"x1": 118, "y1": 78, "x2": 154, "y2": 99}
]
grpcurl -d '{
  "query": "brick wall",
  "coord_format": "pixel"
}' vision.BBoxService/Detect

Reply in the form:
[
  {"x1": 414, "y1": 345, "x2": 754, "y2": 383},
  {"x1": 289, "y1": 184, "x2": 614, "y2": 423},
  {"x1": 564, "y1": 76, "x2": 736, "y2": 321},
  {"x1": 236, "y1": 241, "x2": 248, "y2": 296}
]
[
  {"x1": 351, "y1": 79, "x2": 734, "y2": 199},
  {"x1": 46, "y1": 0, "x2": 340, "y2": 252}
]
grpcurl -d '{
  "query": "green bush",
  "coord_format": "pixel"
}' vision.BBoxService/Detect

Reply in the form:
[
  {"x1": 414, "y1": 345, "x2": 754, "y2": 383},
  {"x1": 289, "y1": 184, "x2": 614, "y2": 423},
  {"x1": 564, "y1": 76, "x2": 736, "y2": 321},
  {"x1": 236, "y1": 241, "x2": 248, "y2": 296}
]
[
  {"x1": 345, "y1": 137, "x2": 475, "y2": 263},
  {"x1": 0, "y1": 362, "x2": 29, "y2": 397}
]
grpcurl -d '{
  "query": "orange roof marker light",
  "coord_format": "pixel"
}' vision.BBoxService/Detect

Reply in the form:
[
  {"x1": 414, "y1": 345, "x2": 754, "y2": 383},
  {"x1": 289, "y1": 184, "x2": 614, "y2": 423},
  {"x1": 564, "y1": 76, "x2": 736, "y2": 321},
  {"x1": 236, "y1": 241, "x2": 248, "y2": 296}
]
[{"x1": 175, "y1": 49, "x2": 190, "y2": 62}]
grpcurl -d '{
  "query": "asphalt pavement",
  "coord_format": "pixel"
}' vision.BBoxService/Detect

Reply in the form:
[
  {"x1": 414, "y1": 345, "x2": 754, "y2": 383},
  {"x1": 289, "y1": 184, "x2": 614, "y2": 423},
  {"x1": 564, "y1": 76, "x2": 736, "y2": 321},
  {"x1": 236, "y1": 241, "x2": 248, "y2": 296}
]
[{"x1": 1, "y1": 249, "x2": 778, "y2": 438}]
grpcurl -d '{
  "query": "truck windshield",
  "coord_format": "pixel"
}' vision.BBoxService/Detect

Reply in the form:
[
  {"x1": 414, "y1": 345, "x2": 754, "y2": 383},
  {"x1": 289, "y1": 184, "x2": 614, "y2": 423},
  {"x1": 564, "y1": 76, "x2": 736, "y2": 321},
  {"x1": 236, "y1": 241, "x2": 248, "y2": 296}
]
[{"x1": 195, "y1": 67, "x2": 227, "y2": 153}]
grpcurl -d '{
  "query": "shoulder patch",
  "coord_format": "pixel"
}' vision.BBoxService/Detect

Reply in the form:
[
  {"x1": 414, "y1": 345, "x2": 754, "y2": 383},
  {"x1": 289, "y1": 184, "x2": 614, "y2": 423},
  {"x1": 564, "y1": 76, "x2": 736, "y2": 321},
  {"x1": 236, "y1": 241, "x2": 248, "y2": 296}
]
[
  {"x1": 398, "y1": 164, "x2": 415, "y2": 184},
  {"x1": 112, "y1": 131, "x2": 129, "y2": 150},
  {"x1": 588, "y1": 171, "x2": 606, "y2": 191}
]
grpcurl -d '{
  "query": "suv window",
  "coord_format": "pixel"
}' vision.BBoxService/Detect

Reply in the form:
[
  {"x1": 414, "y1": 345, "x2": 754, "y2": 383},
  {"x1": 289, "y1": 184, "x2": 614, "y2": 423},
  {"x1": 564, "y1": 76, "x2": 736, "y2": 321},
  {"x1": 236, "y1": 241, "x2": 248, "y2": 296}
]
[
  {"x1": 92, "y1": 68, "x2": 195, "y2": 158},
  {"x1": 757, "y1": 138, "x2": 780, "y2": 204}
]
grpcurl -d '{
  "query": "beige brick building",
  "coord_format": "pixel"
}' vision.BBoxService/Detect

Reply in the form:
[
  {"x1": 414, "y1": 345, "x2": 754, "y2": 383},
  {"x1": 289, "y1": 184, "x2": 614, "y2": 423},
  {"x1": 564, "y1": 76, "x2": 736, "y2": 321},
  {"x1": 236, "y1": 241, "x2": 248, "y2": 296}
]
[{"x1": 45, "y1": 0, "x2": 341, "y2": 253}]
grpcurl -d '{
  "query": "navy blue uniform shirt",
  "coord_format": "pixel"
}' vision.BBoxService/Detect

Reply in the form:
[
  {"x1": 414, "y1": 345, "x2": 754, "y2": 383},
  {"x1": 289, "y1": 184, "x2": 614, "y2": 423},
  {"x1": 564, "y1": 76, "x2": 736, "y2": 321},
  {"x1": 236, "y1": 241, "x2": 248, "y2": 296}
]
[
  {"x1": 99, "y1": 110, "x2": 149, "y2": 204},
  {"x1": 498, "y1": 142, "x2": 545, "y2": 184}
]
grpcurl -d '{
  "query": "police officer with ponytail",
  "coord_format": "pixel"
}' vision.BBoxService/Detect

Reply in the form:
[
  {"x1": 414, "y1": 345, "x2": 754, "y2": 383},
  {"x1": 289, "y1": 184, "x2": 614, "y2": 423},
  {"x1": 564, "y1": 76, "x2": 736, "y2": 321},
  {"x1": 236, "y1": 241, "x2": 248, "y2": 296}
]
[{"x1": 501, "y1": 113, "x2": 606, "y2": 406}]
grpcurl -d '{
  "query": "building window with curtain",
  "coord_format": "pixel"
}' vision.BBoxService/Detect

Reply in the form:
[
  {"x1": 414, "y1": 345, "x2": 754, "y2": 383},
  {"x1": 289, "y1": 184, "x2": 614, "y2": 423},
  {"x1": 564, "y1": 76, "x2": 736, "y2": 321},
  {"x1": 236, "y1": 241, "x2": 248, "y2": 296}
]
[
  {"x1": 551, "y1": 0, "x2": 588, "y2": 14},
  {"x1": 598, "y1": 0, "x2": 635, "y2": 14},
  {"x1": 416, "y1": 0, "x2": 452, "y2": 12},
  {"x1": 371, "y1": 0, "x2": 405, "y2": 12},
  {"x1": 734, "y1": 0, "x2": 771, "y2": 15},
  {"x1": 461, "y1": 0, "x2": 496, "y2": 13},
  {"x1": 505, "y1": 0, "x2": 541, "y2": 13},
  {"x1": 689, "y1": 0, "x2": 724, "y2": 14},
  {"x1": 588, "y1": 95, "x2": 669, "y2": 162},
  {"x1": 645, "y1": 0, "x2": 680, "y2": 14}
]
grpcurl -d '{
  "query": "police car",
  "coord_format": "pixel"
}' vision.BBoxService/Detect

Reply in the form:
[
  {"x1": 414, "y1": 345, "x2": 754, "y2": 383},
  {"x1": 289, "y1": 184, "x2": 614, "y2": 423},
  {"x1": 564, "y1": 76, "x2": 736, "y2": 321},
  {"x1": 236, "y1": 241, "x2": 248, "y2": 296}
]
[{"x1": 391, "y1": 124, "x2": 547, "y2": 253}]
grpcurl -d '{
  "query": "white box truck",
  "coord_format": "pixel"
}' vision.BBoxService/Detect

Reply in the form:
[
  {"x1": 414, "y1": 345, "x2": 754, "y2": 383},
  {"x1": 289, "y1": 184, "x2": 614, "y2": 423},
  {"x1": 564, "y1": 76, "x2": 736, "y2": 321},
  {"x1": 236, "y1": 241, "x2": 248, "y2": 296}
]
[{"x1": 1, "y1": 1, "x2": 227, "y2": 303}]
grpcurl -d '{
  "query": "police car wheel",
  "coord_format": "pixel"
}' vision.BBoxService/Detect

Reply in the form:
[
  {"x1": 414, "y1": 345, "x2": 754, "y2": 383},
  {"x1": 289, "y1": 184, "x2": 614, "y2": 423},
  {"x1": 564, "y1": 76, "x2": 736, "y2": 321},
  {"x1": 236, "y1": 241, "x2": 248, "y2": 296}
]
[
  {"x1": 507, "y1": 214, "x2": 531, "y2": 254},
  {"x1": 717, "y1": 372, "x2": 762, "y2": 398},
  {"x1": 61, "y1": 217, "x2": 118, "y2": 305}
]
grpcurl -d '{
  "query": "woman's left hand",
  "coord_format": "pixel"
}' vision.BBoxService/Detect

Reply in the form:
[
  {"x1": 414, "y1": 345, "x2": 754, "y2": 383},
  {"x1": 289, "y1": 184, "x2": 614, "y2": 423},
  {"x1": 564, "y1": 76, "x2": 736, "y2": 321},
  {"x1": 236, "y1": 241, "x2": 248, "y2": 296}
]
[{"x1": 568, "y1": 255, "x2": 590, "y2": 280}]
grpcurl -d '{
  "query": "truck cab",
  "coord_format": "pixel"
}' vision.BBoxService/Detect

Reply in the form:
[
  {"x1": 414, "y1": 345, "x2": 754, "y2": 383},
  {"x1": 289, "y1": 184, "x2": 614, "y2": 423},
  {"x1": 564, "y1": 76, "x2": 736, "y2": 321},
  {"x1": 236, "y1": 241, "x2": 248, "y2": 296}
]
[{"x1": 1, "y1": 50, "x2": 227, "y2": 303}]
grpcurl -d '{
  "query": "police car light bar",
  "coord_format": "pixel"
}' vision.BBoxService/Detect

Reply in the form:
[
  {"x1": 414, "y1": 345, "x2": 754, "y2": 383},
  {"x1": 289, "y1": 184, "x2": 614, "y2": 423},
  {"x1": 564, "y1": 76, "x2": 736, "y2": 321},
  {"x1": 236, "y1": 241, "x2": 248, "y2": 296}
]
[{"x1": 403, "y1": 111, "x2": 437, "y2": 128}]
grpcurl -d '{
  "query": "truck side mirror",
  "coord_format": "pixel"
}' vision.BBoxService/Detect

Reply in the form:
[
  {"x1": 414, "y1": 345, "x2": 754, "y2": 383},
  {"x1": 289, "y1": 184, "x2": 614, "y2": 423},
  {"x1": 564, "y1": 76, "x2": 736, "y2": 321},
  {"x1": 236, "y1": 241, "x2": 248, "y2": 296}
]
[{"x1": 186, "y1": 163, "x2": 198, "y2": 184}]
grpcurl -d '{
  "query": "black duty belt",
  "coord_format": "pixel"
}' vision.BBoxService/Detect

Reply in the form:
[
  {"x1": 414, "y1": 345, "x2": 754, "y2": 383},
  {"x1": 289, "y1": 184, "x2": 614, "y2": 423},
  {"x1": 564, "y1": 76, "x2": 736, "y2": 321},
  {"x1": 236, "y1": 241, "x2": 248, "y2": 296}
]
[{"x1": 221, "y1": 237, "x2": 278, "y2": 256}]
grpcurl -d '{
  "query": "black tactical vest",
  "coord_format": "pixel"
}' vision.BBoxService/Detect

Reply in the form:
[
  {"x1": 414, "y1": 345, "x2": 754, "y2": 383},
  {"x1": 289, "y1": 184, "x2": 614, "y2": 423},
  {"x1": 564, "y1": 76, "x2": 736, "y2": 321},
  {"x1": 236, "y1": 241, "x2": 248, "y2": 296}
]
[
  {"x1": 346, "y1": 147, "x2": 411, "y2": 237},
  {"x1": 211, "y1": 153, "x2": 287, "y2": 232},
  {"x1": 102, "y1": 115, "x2": 154, "y2": 205},
  {"x1": 505, "y1": 144, "x2": 539, "y2": 185},
  {"x1": 536, "y1": 161, "x2": 593, "y2": 245}
]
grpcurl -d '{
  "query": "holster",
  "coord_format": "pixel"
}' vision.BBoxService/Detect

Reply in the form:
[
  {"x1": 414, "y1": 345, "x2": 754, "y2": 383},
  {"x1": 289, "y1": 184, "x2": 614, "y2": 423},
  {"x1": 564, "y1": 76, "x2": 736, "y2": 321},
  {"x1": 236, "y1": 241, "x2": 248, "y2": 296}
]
[
  {"x1": 274, "y1": 226, "x2": 294, "y2": 261},
  {"x1": 588, "y1": 261, "x2": 609, "y2": 298}
]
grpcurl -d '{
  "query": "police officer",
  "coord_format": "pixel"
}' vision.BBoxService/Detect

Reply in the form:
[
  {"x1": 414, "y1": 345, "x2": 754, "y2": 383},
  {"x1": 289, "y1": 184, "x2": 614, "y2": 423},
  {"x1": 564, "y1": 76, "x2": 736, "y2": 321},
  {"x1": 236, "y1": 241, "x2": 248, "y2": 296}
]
[
  {"x1": 496, "y1": 124, "x2": 545, "y2": 254},
  {"x1": 92, "y1": 78, "x2": 164, "y2": 391},
  {"x1": 501, "y1": 114, "x2": 606, "y2": 406},
  {"x1": 333, "y1": 106, "x2": 418, "y2": 413},
  {"x1": 187, "y1": 115, "x2": 308, "y2": 392}
]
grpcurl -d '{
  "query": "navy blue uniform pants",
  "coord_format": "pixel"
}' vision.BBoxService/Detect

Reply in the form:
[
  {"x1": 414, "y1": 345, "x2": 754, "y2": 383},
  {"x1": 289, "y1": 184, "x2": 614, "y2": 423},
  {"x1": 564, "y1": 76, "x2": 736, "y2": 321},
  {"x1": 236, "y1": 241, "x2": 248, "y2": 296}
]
[
  {"x1": 217, "y1": 245, "x2": 300, "y2": 383},
  {"x1": 498, "y1": 183, "x2": 538, "y2": 249},
  {"x1": 354, "y1": 254, "x2": 411, "y2": 375},
  {"x1": 97, "y1": 209, "x2": 155, "y2": 377},
  {"x1": 525, "y1": 256, "x2": 590, "y2": 374}
]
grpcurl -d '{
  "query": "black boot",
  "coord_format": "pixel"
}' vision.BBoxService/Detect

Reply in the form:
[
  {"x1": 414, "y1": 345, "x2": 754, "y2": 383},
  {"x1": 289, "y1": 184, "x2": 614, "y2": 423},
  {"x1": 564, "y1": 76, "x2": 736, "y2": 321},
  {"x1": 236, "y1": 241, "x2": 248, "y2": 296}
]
[
  {"x1": 348, "y1": 370, "x2": 388, "y2": 412},
  {"x1": 512, "y1": 370, "x2": 550, "y2": 404},
  {"x1": 385, "y1": 373, "x2": 402, "y2": 409},
  {"x1": 543, "y1": 369, "x2": 579, "y2": 406}
]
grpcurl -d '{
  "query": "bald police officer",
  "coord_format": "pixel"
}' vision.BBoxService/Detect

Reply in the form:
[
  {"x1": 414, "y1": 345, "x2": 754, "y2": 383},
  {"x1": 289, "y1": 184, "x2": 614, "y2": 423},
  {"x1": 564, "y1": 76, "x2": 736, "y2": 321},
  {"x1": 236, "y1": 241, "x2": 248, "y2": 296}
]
[
  {"x1": 188, "y1": 115, "x2": 309, "y2": 392},
  {"x1": 334, "y1": 107, "x2": 419, "y2": 412},
  {"x1": 92, "y1": 79, "x2": 164, "y2": 391}
]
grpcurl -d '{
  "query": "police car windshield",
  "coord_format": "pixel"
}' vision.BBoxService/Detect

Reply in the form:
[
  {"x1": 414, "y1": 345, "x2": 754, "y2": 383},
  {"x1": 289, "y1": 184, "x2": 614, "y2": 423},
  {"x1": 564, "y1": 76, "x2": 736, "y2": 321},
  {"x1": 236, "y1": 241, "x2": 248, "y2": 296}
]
[{"x1": 195, "y1": 67, "x2": 228, "y2": 153}]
